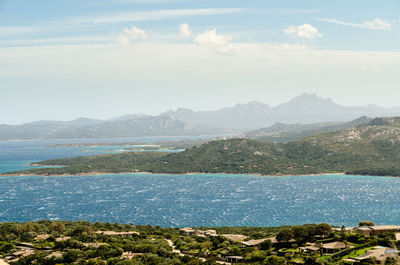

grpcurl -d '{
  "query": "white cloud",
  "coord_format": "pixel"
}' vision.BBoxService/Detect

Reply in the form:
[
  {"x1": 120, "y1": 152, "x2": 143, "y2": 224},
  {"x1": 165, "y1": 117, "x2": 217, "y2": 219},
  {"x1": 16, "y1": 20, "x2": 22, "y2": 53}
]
[
  {"x1": 0, "y1": 26, "x2": 44, "y2": 36},
  {"x1": 284, "y1": 24, "x2": 322, "y2": 41},
  {"x1": 363, "y1": 18, "x2": 392, "y2": 30},
  {"x1": 179, "y1": 23, "x2": 191, "y2": 38},
  {"x1": 71, "y1": 8, "x2": 244, "y2": 24},
  {"x1": 1, "y1": 42, "x2": 399, "y2": 120},
  {"x1": 317, "y1": 17, "x2": 392, "y2": 30},
  {"x1": 117, "y1": 26, "x2": 147, "y2": 45},
  {"x1": 194, "y1": 29, "x2": 233, "y2": 53}
]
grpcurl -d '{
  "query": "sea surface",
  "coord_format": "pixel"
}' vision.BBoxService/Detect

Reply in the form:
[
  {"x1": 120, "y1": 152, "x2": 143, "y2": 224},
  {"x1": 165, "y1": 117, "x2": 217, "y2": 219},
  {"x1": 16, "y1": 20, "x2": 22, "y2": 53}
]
[
  {"x1": 1, "y1": 138, "x2": 400, "y2": 227},
  {"x1": 0, "y1": 136, "x2": 207, "y2": 173}
]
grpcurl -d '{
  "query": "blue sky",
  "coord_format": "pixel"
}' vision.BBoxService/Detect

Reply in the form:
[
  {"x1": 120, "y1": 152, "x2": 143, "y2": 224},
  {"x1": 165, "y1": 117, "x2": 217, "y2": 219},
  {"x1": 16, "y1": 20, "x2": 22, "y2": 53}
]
[{"x1": 1, "y1": 0, "x2": 400, "y2": 124}]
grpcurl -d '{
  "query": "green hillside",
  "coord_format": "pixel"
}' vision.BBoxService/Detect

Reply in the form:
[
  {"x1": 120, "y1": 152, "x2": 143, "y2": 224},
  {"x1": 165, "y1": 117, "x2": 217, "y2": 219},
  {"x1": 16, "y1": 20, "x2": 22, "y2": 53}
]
[{"x1": 5, "y1": 117, "x2": 400, "y2": 177}]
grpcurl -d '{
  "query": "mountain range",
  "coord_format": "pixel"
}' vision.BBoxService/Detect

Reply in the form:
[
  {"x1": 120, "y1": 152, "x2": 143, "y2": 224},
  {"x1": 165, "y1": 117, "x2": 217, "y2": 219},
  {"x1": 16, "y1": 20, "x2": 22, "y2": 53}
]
[
  {"x1": 0, "y1": 116, "x2": 219, "y2": 140},
  {"x1": 162, "y1": 93, "x2": 400, "y2": 129},
  {"x1": 2, "y1": 93, "x2": 400, "y2": 140}
]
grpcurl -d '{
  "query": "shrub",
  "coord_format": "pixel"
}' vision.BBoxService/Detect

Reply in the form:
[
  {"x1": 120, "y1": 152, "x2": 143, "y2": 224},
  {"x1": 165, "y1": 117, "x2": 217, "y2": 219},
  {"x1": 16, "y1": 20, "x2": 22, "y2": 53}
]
[{"x1": 359, "y1": 221, "x2": 376, "y2": 227}]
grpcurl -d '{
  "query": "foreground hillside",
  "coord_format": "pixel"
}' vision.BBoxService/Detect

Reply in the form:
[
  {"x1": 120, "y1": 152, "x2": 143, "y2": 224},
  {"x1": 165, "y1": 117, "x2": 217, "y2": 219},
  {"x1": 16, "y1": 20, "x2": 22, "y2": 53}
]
[
  {"x1": 0, "y1": 220, "x2": 399, "y2": 265},
  {"x1": 4, "y1": 117, "x2": 400, "y2": 177}
]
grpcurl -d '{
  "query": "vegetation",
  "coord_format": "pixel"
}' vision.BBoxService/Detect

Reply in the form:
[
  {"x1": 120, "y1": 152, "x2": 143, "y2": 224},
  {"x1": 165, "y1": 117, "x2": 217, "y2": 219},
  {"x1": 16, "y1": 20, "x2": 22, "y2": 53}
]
[
  {"x1": 0, "y1": 221, "x2": 398, "y2": 265},
  {"x1": 5, "y1": 117, "x2": 400, "y2": 177},
  {"x1": 359, "y1": 222, "x2": 376, "y2": 227}
]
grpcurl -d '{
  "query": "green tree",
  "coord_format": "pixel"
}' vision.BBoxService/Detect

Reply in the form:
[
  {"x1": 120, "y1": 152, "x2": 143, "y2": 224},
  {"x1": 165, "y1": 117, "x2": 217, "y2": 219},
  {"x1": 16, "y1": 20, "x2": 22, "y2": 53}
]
[
  {"x1": 315, "y1": 223, "x2": 331, "y2": 237},
  {"x1": 276, "y1": 228, "x2": 293, "y2": 242},
  {"x1": 50, "y1": 222, "x2": 66, "y2": 233},
  {"x1": 246, "y1": 250, "x2": 267, "y2": 262},
  {"x1": 340, "y1": 225, "x2": 346, "y2": 241},
  {"x1": 385, "y1": 257, "x2": 397, "y2": 265},
  {"x1": 259, "y1": 239, "x2": 272, "y2": 250},
  {"x1": 264, "y1": 255, "x2": 286, "y2": 265},
  {"x1": 359, "y1": 221, "x2": 376, "y2": 227},
  {"x1": 293, "y1": 226, "x2": 308, "y2": 242},
  {"x1": 304, "y1": 256, "x2": 323, "y2": 265},
  {"x1": 63, "y1": 249, "x2": 82, "y2": 263}
]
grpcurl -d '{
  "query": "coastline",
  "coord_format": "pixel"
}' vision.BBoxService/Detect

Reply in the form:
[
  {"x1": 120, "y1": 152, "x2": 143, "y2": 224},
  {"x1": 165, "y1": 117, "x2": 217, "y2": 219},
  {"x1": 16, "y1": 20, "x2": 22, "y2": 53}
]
[{"x1": 1, "y1": 171, "x2": 346, "y2": 177}]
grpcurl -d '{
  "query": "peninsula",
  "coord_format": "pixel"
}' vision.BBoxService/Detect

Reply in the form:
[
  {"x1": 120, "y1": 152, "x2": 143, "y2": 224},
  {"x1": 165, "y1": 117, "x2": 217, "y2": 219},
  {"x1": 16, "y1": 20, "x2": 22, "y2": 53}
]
[{"x1": 4, "y1": 117, "x2": 400, "y2": 177}]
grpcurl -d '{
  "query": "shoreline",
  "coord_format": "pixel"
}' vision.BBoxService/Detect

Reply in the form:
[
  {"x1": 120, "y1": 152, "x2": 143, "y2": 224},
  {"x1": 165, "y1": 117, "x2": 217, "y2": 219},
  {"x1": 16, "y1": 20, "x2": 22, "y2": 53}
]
[
  {"x1": 1, "y1": 171, "x2": 347, "y2": 177},
  {"x1": 16, "y1": 164, "x2": 398, "y2": 178}
]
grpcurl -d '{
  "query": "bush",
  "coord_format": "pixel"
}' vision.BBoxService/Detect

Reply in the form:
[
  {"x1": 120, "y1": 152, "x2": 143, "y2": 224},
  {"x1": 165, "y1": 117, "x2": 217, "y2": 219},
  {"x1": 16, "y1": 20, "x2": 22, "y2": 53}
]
[
  {"x1": 276, "y1": 229, "x2": 294, "y2": 242},
  {"x1": 359, "y1": 221, "x2": 376, "y2": 227},
  {"x1": 0, "y1": 242, "x2": 14, "y2": 253},
  {"x1": 264, "y1": 255, "x2": 286, "y2": 265},
  {"x1": 63, "y1": 249, "x2": 83, "y2": 263},
  {"x1": 20, "y1": 231, "x2": 36, "y2": 241},
  {"x1": 245, "y1": 250, "x2": 267, "y2": 262}
]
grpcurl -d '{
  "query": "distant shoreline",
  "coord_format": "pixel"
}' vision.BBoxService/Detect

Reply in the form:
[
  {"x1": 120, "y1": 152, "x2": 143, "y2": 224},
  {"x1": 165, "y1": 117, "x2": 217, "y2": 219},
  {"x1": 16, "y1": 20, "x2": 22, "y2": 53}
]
[{"x1": 1, "y1": 171, "x2": 347, "y2": 177}]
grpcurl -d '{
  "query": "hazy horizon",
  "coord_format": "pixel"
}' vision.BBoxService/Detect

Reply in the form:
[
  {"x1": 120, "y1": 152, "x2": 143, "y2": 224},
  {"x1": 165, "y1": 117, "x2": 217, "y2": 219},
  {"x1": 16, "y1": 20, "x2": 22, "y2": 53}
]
[
  {"x1": 2, "y1": 92, "x2": 400, "y2": 125},
  {"x1": 1, "y1": 0, "x2": 399, "y2": 124}
]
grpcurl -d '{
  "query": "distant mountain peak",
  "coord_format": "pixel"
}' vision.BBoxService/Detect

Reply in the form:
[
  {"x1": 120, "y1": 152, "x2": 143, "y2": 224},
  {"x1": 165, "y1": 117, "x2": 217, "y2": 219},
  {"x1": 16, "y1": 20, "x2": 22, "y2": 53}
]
[
  {"x1": 161, "y1": 108, "x2": 195, "y2": 116},
  {"x1": 109, "y1": 114, "x2": 150, "y2": 121},
  {"x1": 288, "y1": 93, "x2": 335, "y2": 105},
  {"x1": 231, "y1": 101, "x2": 270, "y2": 112}
]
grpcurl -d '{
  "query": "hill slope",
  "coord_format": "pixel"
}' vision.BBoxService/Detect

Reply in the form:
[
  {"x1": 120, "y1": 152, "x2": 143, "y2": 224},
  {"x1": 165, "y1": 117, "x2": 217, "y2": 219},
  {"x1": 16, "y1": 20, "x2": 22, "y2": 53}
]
[{"x1": 246, "y1": 116, "x2": 372, "y2": 142}]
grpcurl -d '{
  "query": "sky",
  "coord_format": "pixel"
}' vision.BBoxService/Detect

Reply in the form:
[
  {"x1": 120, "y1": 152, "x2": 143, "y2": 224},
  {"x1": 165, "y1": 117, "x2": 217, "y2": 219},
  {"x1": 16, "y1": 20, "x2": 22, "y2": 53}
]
[{"x1": 1, "y1": 0, "x2": 400, "y2": 124}]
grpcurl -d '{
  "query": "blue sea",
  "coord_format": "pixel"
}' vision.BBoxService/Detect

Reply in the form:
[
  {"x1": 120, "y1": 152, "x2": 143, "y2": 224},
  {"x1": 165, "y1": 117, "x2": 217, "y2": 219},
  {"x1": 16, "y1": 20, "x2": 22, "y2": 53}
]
[
  {"x1": 0, "y1": 136, "x2": 201, "y2": 173},
  {"x1": 1, "y1": 137, "x2": 400, "y2": 227}
]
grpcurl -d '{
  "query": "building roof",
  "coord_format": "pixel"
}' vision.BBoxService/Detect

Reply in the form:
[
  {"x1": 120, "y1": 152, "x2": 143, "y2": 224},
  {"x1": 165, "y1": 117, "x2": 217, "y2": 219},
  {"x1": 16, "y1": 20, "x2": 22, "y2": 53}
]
[
  {"x1": 357, "y1": 225, "x2": 400, "y2": 231},
  {"x1": 356, "y1": 227, "x2": 371, "y2": 231},
  {"x1": 322, "y1": 242, "x2": 348, "y2": 249},
  {"x1": 371, "y1": 225, "x2": 400, "y2": 230},
  {"x1": 95, "y1": 231, "x2": 139, "y2": 236},
  {"x1": 180, "y1": 227, "x2": 195, "y2": 233},
  {"x1": 332, "y1": 227, "x2": 354, "y2": 232},
  {"x1": 241, "y1": 238, "x2": 271, "y2": 246},
  {"x1": 222, "y1": 234, "x2": 248, "y2": 242},
  {"x1": 300, "y1": 243, "x2": 320, "y2": 252}
]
